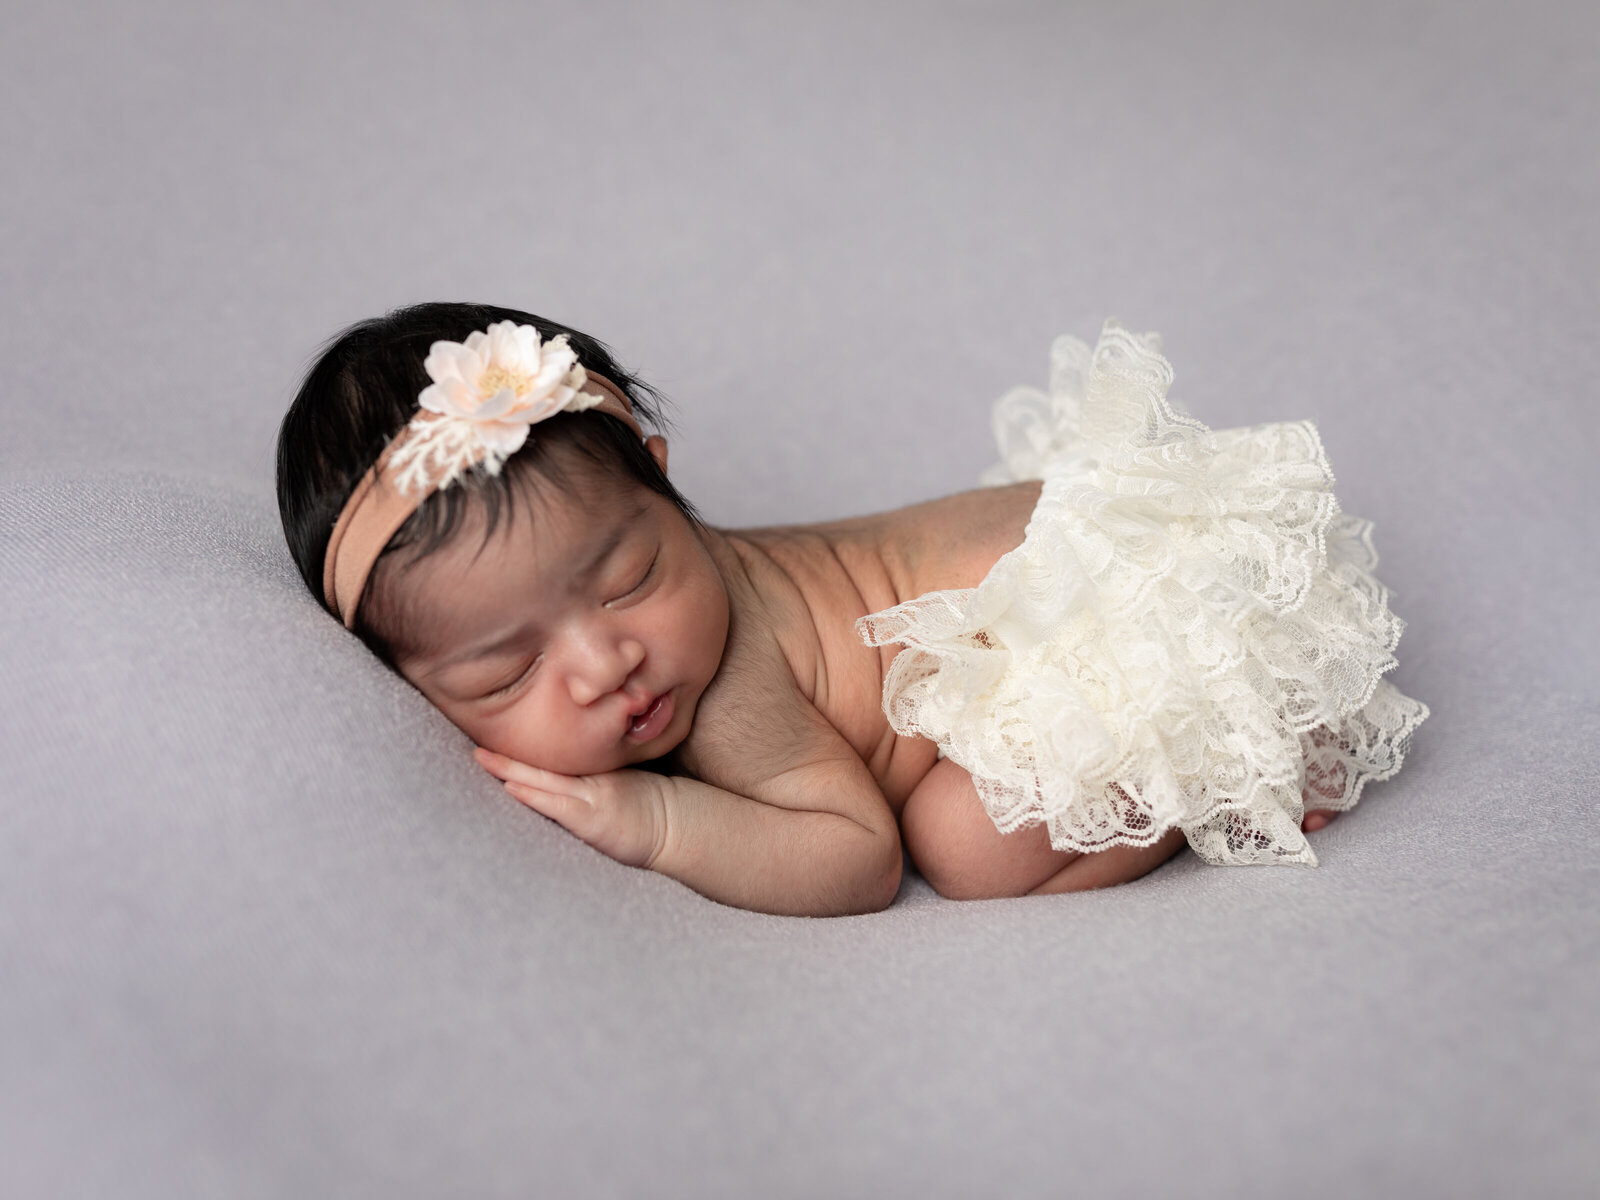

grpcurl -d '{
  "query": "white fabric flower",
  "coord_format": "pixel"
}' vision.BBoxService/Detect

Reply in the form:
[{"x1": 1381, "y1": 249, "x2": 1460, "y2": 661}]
[{"x1": 387, "y1": 322, "x2": 604, "y2": 495}]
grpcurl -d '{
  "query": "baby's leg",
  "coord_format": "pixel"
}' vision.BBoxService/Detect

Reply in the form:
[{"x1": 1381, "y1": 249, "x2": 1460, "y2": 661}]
[
  {"x1": 901, "y1": 757, "x2": 1183, "y2": 899},
  {"x1": 1025, "y1": 828, "x2": 1188, "y2": 894}
]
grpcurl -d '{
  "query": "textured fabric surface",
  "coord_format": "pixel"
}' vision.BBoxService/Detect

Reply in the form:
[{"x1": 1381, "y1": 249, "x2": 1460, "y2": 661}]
[
  {"x1": 3, "y1": 2, "x2": 1597, "y2": 1197},
  {"x1": 859, "y1": 321, "x2": 1430, "y2": 866}
]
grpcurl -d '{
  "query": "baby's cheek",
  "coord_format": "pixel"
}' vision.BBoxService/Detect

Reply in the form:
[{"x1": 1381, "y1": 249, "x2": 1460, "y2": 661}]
[
  {"x1": 686, "y1": 581, "x2": 732, "y2": 681},
  {"x1": 508, "y1": 732, "x2": 628, "y2": 779},
  {"x1": 474, "y1": 702, "x2": 577, "y2": 776}
]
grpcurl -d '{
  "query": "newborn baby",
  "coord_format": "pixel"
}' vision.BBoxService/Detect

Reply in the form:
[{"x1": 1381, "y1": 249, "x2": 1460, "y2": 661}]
[{"x1": 277, "y1": 304, "x2": 1427, "y2": 916}]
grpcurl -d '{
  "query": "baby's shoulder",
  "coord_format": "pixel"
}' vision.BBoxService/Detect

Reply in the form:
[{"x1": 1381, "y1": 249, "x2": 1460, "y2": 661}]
[
  {"x1": 672, "y1": 531, "x2": 869, "y2": 794},
  {"x1": 670, "y1": 615, "x2": 828, "y2": 796}
]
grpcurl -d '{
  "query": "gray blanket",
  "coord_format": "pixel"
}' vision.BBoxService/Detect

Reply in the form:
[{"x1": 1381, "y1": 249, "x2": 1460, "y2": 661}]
[{"x1": 4, "y1": 3, "x2": 1595, "y2": 1196}]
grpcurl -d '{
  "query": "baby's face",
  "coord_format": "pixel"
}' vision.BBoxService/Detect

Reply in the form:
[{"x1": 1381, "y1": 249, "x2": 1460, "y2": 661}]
[{"x1": 388, "y1": 446, "x2": 729, "y2": 776}]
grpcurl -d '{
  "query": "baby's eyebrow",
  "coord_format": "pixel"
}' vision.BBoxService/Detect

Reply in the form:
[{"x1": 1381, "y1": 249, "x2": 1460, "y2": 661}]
[
  {"x1": 569, "y1": 494, "x2": 651, "y2": 580},
  {"x1": 574, "y1": 519, "x2": 632, "y2": 582},
  {"x1": 411, "y1": 632, "x2": 523, "y2": 682}
]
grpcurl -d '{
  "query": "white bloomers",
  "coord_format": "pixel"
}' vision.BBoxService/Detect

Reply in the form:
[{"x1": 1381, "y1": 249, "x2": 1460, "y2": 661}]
[{"x1": 857, "y1": 321, "x2": 1429, "y2": 867}]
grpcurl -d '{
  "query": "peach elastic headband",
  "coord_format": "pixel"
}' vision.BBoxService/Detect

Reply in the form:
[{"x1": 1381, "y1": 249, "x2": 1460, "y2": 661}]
[{"x1": 322, "y1": 323, "x2": 644, "y2": 628}]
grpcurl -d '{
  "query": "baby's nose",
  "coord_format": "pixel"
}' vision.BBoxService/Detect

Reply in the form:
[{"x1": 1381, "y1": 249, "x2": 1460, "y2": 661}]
[{"x1": 566, "y1": 637, "x2": 646, "y2": 707}]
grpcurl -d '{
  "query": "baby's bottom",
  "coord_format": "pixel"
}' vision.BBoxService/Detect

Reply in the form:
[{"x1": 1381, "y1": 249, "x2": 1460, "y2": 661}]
[{"x1": 901, "y1": 758, "x2": 1339, "y2": 899}]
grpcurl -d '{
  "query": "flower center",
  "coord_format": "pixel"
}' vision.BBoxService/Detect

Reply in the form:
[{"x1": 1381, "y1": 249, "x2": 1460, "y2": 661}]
[{"x1": 477, "y1": 364, "x2": 534, "y2": 398}]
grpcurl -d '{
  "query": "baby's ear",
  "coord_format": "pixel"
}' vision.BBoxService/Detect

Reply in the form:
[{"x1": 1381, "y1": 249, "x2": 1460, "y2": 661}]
[{"x1": 644, "y1": 434, "x2": 669, "y2": 475}]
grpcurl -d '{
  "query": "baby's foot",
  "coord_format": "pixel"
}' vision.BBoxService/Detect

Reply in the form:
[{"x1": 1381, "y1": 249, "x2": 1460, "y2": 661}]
[{"x1": 1301, "y1": 809, "x2": 1338, "y2": 833}]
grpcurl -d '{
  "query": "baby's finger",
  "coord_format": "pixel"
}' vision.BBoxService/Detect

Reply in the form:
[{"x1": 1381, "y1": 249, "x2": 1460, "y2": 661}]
[
  {"x1": 504, "y1": 780, "x2": 593, "y2": 831},
  {"x1": 472, "y1": 747, "x2": 511, "y2": 779},
  {"x1": 474, "y1": 748, "x2": 581, "y2": 792}
]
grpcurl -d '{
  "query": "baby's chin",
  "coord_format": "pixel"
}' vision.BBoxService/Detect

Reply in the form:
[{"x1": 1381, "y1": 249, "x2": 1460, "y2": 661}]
[{"x1": 617, "y1": 725, "x2": 691, "y2": 773}]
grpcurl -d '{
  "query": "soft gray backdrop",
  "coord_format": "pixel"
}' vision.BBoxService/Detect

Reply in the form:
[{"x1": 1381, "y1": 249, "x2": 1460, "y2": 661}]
[{"x1": 3, "y1": 2, "x2": 1596, "y2": 1197}]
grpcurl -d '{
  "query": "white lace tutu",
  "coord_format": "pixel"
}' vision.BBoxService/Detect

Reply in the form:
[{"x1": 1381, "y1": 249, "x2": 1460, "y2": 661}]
[{"x1": 856, "y1": 321, "x2": 1429, "y2": 866}]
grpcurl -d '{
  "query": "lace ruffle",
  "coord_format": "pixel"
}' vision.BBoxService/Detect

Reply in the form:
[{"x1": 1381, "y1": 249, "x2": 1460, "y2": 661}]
[{"x1": 857, "y1": 321, "x2": 1429, "y2": 866}]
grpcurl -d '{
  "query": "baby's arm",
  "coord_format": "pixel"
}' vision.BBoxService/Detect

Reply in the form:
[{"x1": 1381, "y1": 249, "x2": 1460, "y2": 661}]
[{"x1": 475, "y1": 721, "x2": 903, "y2": 917}]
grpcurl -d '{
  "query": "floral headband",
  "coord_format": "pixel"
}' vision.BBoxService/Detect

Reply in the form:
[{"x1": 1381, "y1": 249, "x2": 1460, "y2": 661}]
[{"x1": 322, "y1": 320, "x2": 645, "y2": 628}]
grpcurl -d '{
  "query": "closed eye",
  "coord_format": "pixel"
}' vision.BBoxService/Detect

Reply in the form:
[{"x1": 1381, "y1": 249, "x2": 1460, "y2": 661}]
[
  {"x1": 484, "y1": 653, "x2": 542, "y2": 699},
  {"x1": 606, "y1": 552, "x2": 658, "y2": 607}
]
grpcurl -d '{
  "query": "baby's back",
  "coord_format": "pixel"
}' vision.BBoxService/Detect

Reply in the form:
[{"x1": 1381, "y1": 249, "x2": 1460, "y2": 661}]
[{"x1": 679, "y1": 480, "x2": 1042, "y2": 812}]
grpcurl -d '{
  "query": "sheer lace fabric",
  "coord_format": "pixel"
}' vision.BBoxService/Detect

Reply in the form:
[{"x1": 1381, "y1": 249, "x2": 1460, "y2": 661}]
[{"x1": 856, "y1": 321, "x2": 1429, "y2": 866}]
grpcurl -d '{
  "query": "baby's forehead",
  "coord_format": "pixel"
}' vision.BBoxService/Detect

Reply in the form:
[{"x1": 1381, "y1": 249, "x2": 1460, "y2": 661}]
[{"x1": 488, "y1": 453, "x2": 652, "y2": 547}]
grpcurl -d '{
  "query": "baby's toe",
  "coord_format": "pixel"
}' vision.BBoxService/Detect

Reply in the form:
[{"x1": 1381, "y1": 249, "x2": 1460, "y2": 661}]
[{"x1": 1301, "y1": 809, "x2": 1338, "y2": 833}]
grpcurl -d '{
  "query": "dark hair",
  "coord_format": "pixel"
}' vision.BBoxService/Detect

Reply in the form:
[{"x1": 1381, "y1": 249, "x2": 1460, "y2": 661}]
[{"x1": 276, "y1": 301, "x2": 700, "y2": 667}]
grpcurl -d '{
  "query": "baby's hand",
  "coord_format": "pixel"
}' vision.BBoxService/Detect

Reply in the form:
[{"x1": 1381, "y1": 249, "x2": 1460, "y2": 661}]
[{"x1": 473, "y1": 747, "x2": 668, "y2": 870}]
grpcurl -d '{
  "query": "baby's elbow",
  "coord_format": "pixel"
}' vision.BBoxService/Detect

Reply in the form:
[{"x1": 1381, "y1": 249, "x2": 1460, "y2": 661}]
[
  {"x1": 840, "y1": 826, "x2": 903, "y2": 915},
  {"x1": 868, "y1": 842, "x2": 904, "y2": 912}
]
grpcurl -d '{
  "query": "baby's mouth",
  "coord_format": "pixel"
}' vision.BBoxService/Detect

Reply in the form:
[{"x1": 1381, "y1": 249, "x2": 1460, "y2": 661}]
[{"x1": 625, "y1": 692, "x2": 673, "y2": 741}]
